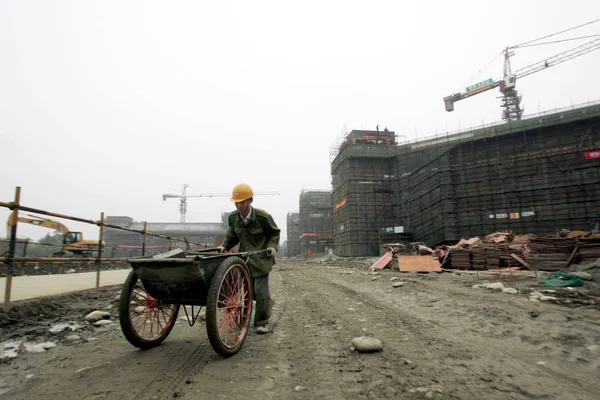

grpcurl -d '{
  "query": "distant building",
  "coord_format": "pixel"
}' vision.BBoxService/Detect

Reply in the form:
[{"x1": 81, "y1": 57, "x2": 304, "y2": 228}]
[
  {"x1": 298, "y1": 190, "x2": 333, "y2": 255},
  {"x1": 286, "y1": 212, "x2": 301, "y2": 257},
  {"x1": 330, "y1": 103, "x2": 600, "y2": 256},
  {"x1": 104, "y1": 215, "x2": 228, "y2": 257}
]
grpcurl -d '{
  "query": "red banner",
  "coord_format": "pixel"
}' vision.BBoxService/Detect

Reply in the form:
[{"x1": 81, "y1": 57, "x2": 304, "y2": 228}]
[
  {"x1": 585, "y1": 150, "x2": 600, "y2": 160},
  {"x1": 299, "y1": 233, "x2": 321, "y2": 239}
]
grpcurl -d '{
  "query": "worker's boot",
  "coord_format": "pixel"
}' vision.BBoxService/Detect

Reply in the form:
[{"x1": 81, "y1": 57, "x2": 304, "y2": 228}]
[{"x1": 256, "y1": 324, "x2": 269, "y2": 334}]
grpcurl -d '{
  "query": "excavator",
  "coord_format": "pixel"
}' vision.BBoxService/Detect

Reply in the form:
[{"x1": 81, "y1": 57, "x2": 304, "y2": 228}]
[{"x1": 6, "y1": 213, "x2": 104, "y2": 257}]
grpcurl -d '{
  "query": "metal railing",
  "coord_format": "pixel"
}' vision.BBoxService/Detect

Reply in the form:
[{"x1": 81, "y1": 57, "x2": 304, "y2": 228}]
[{"x1": 1, "y1": 186, "x2": 212, "y2": 311}]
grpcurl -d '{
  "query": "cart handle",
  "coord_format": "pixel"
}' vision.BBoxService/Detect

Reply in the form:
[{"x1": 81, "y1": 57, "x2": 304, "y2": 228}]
[
  {"x1": 126, "y1": 249, "x2": 272, "y2": 264},
  {"x1": 236, "y1": 249, "x2": 271, "y2": 257},
  {"x1": 236, "y1": 249, "x2": 271, "y2": 264},
  {"x1": 188, "y1": 248, "x2": 270, "y2": 257},
  {"x1": 186, "y1": 248, "x2": 272, "y2": 261}
]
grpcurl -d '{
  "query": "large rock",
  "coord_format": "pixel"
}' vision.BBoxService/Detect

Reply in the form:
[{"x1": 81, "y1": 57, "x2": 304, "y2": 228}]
[
  {"x1": 481, "y1": 282, "x2": 505, "y2": 291},
  {"x1": 84, "y1": 311, "x2": 111, "y2": 323},
  {"x1": 352, "y1": 336, "x2": 383, "y2": 353}
]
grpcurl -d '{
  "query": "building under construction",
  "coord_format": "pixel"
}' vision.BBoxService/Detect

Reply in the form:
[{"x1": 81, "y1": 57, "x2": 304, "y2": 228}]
[
  {"x1": 298, "y1": 190, "x2": 333, "y2": 255},
  {"x1": 286, "y1": 212, "x2": 301, "y2": 257},
  {"x1": 330, "y1": 102, "x2": 600, "y2": 256}
]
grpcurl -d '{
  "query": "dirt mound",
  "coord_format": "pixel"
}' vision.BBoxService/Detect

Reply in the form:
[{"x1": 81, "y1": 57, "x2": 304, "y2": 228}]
[{"x1": 0, "y1": 285, "x2": 122, "y2": 341}]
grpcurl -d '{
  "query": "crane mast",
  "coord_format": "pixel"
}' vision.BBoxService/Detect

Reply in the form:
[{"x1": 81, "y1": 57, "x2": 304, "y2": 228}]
[{"x1": 499, "y1": 47, "x2": 522, "y2": 121}]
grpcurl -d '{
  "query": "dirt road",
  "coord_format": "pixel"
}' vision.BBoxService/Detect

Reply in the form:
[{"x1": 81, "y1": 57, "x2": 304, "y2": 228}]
[{"x1": 1, "y1": 259, "x2": 600, "y2": 399}]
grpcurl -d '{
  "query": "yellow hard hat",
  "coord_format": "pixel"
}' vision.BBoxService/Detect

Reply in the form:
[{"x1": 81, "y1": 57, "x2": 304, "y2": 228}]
[{"x1": 231, "y1": 183, "x2": 254, "y2": 202}]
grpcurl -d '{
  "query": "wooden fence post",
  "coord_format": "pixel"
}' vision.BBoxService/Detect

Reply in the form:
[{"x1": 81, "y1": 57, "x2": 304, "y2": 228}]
[
  {"x1": 96, "y1": 212, "x2": 104, "y2": 289},
  {"x1": 3, "y1": 186, "x2": 21, "y2": 312}
]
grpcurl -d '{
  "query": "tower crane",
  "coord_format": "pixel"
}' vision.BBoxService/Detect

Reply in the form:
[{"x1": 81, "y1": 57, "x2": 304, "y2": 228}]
[
  {"x1": 444, "y1": 26, "x2": 600, "y2": 121},
  {"x1": 162, "y1": 184, "x2": 280, "y2": 223}
]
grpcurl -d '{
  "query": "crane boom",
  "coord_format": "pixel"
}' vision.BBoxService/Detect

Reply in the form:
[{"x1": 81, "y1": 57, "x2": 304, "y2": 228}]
[
  {"x1": 443, "y1": 36, "x2": 600, "y2": 119},
  {"x1": 444, "y1": 79, "x2": 501, "y2": 112},
  {"x1": 515, "y1": 37, "x2": 600, "y2": 79},
  {"x1": 162, "y1": 184, "x2": 280, "y2": 223},
  {"x1": 162, "y1": 192, "x2": 231, "y2": 200}
]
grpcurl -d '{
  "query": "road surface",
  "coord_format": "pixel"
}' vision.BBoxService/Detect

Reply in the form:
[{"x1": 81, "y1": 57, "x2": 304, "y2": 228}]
[
  {"x1": 1, "y1": 259, "x2": 599, "y2": 399},
  {"x1": 0, "y1": 269, "x2": 130, "y2": 304}
]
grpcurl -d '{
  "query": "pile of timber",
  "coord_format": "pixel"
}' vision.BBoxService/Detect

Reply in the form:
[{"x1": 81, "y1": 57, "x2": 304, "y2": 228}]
[
  {"x1": 445, "y1": 232, "x2": 524, "y2": 270},
  {"x1": 443, "y1": 232, "x2": 585, "y2": 271},
  {"x1": 527, "y1": 237, "x2": 577, "y2": 271},
  {"x1": 472, "y1": 234, "x2": 534, "y2": 270},
  {"x1": 577, "y1": 238, "x2": 600, "y2": 262},
  {"x1": 450, "y1": 248, "x2": 472, "y2": 269}
]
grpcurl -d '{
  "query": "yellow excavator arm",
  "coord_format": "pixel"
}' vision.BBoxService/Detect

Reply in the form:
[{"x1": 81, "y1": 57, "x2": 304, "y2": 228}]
[
  {"x1": 6, "y1": 213, "x2": 70, "y2": 237},
  {"x1": 6, "y1": 213, "x2": 103, "y2": 257}
]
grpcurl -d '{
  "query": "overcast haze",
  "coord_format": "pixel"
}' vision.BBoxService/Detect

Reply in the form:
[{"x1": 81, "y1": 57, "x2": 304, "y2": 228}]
[{"x1": 1, "y1": 1, "x2": 599, "y2": 242}]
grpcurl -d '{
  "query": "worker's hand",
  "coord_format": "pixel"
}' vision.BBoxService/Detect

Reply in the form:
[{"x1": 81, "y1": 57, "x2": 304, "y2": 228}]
[
  {"x1": 266, "y1": 247, "x2": 277, "y2": 257},
  {"x1": 216, "y1": 246, "x2": 226, "y2": 253}
]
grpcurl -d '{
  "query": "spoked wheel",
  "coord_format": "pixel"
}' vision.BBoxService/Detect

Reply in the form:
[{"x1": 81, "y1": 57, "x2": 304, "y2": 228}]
[
  {"x1": 206, "y1": 256, "x2": 253, "y2": 357},
  {"x1": 119, "y1": 270, "x2": 180, "y2": 349}
]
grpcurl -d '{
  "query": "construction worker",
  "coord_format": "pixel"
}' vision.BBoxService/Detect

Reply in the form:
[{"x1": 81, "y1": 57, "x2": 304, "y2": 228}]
[{"x1": 219, "y1": 183, "x2": 280, "y2": 334}]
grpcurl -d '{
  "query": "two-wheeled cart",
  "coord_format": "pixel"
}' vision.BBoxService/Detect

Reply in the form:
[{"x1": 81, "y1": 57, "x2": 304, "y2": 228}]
[{"x1": 119, "y1": 248, "x2": 266, "y2": 357}]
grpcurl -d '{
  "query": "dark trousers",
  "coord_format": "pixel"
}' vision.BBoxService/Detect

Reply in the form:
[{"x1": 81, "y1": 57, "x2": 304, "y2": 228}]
[{"x1": 253, "y1": 274, "x2": 272, "y2": 327}]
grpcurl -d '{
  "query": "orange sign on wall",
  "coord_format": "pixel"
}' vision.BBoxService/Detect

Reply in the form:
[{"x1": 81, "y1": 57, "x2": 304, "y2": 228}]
[{"x1": 334, "y1": 198, "x2": 348, "y2": 210}]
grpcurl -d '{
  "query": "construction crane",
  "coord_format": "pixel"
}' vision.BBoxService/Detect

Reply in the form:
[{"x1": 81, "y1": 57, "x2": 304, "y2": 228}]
[
  {"x1": 444, "y1": 22, "x2": 600, "y2": 121},
  {"x1": 162, "y1": 184, "x2": 280, "y2": 223}
]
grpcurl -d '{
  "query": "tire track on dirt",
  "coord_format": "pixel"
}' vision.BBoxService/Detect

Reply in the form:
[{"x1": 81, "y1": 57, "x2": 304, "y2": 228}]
[
  {"x1": 281, "y1": 268, "x2": 439, "y2": 399},
  {"x1": 312, "y1": 267, "x2": 600, "y2": 400},
  {"x1": 134, "y1": 329, "x2": 215, "y2": 399},
  {"x1": 274, "y1": 269, "x2": 359, "y2": 399},
  {"x1": 152, "y1": 270, "x2": 291, "y2": 399}
]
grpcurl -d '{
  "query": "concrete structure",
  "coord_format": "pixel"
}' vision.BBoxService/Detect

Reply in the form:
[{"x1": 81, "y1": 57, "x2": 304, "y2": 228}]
[{"x1": 330, "y1": 102, "x2": 600, "y2": 256}]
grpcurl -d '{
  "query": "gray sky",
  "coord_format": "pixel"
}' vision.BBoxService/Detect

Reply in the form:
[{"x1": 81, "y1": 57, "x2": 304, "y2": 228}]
[{"x1": 2, "y1": 0, "x2": 599, "y2": 242}]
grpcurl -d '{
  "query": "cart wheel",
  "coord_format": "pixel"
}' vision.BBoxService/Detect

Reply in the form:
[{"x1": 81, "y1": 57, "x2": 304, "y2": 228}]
[
  {"x1": 119, "y1": 270, "x2": 180, "y2": 349},
  {"x1": 206, "y1": 256, "x2": 253, "y2": 357}
]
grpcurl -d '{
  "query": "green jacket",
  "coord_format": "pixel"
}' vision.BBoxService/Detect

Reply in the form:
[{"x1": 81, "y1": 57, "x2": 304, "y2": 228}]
[{"x1": 221, "y1": 207, "x2": 280, "y2": 277}]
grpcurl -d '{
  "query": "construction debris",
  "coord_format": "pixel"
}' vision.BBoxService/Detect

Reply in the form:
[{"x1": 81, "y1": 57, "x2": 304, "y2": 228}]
[
  {"x1": 370, "y1": 229, "x2": 600, "y2": 275},
  {"x1": 368, "y1": 252, "x2": 394, "y2": 272},
  {"x1": 397, "y1": 256, "x2": 442, "y2": 273},
  {"x1": 368, "y1": 244, "x2": 406, "y2": 271},
  {"x1": 438, "y1": 230, "x2": 600, "y2": 272},
  {"x1": 578, "y1": 239, "x2": 600, "y2": 261},
  {"x1": 528, "y1": 237, "x2": 577, "y2": 271},
  {"x1": 368, "y1": 243, "x2": 441, "y2": 273}
]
